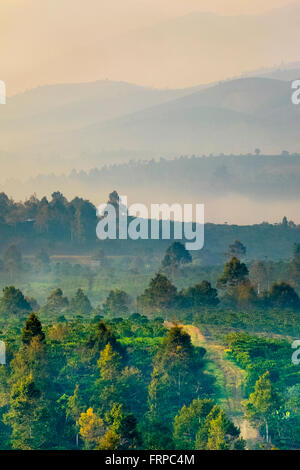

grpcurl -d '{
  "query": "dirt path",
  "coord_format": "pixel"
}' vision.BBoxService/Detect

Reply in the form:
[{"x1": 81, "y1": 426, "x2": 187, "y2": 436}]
[{"x1": 165, "y1": 322, "x2": 260, "y2": 449}]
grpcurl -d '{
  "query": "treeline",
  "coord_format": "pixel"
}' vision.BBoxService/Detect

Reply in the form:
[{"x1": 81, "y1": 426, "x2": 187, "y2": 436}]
[
  {"x1": 2, "y1": 241, "x2": 300, "y2": 319},
  {"x1": 1, "y1": 190, "x2": 300, "y2": 261},
  {"x1": 16, "y1": 153, "x2": 300, "y2": 201},
  {"x1": 0, "y1": 191, "x2": 97, "y2": 247},
  {"x1": 0, "y1": 314, "x2": 244, "y2": 450}
]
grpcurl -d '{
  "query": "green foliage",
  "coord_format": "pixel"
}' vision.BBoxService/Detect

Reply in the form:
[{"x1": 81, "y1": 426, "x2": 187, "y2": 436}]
[
  {"x1": 161, "y1": 242, "x2": 192, "y2": 274},
  {"x1": 205, "y1": 407, "x2": 240, "y2": 450},
  {"x1": 0, "y1": 230, "x2": 299, "y2": 451},
  {"x1": 43, "y1": 288, "x2": 69, "y2": 314},
  {"x1": 21, "y1": 312, "x2": 45, "y2": 345},
  {"x1": 184, "y1": 403, "x2": 242, "y2": 450},
  {"x1": 173, "y1": 398, "x2": 214, "y2": 449},
  {"x1": 87, "y1": 320, "x2": 124, "y2": 358},
  {"x1": 137, "y1": 273, "x2": 177, "y2": 314},
  {"x1": 147, "y1": 326, "x2": 207, "y2": 430},
  {"x1": 70, "y1": 288, "x2": 92, "y2": 315},
  {"x1": 217, "y1": 257, "x2": 249, "y2": 289},
  {"x1": 266, "y1": 282, "x2": 300, "y2": 309},
  {"x1": 0, "y1": 286, "x2": 31, "y2": 316},
  {"x1": 244, "y1": 371, "x2": 281, "y2": 442},
  {"x1": 103, "y1": 289, "x2": 131, "y2": 317},
  {"x1": 180, "y1": 281, "x2": 219, "y2": 308}
]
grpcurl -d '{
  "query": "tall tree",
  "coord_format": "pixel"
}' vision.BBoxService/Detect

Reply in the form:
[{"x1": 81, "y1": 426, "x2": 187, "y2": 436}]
[
  {"x1": 267, "y1": 282, "x2": 300, "y2": 310},
  {"x1": 3, "y1": 374, "x2": 53, "y2": 449},
  {"x1": 161, "y1": 242, "x2": 192, "y2": 276},
  {"x1": 43, "y1": 288, "x2": 69, "y2": 314},
  {"x1": 180, "y1": 281, "x2": 219, "y2": 308},
  {"x1": 249, "y1": 261, "x2": 268, "y2": 294},
  {"x1": 0, "y1": 286, "x2": 31, "y2": 317},
  {"x1": 21, "y1": 312, "x2": 45, "y2": 346},
  {"x1": 244, "y1": 371, "x2": 281, "y2": 443},
  {"x1": 137, "y1": 273, "x2": 177, "y2": 315},
  {"x1": 147, "y1": 327, "x2": 206, "y2": 425},
  {"x1": 103, "y1": 289, "x2": 131, "y2": 317},
  {"x1": 70, "y1": 288, "x2": 92, "y2": 315},
  {"x1": 217, "y1": 257, "x2": 249, "y2": 289},
  {"x1": 195, "y1": 404, "x2": 241, "y2": 450},
  {"x1": 78, "y1": 408, "x2": 105, "y2": 450},
  {"x1": 173, "y1": 398, "x2": 214, "y2": 449}
]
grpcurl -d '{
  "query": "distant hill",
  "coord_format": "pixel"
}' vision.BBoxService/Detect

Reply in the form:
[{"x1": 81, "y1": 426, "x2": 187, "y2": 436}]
[
  {"x1": 1, "y1": 74, "x2": 300, "y2": 178},
  {"x1": 3, "y1": 154, "x2": 300, "y2": 225},
  {"x1": 34, "y1": 77, "x2": 300, "y2": 159}
]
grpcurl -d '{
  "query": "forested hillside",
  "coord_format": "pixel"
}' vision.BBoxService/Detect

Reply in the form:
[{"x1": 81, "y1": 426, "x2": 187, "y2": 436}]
[{"x1": 0, "y1": 189, "x2": 300, "y2": 261}]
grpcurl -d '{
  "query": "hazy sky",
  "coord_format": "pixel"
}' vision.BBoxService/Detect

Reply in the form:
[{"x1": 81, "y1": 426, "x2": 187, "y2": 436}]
[{"x1": 1, "y1": 0, "x2": 300, "y2": 95}]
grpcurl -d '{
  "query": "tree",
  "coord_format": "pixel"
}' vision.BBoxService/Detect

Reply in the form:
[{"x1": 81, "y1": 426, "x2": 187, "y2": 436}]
[
  {"x1": 70, "y1": 288, "x2": 92, "y2": 315},
  {"x1": 267, "y1": 282, "x2": 300, "y2": 310},
  {"x1": 290, "y1": 243, "x2": 300, "y2": 289},
  {"x1": 173, "y1": 398, "x2": 214, "y2": 449},
  {"x1": 87, "y1": 321, "x2": 124, "y2": 357},
  {"x1": 25, "y1": 296, "x2": 40, "y2": 312},
  {"x1": 43, "y1": 288, "x2": 69, "y2": 314},
  {"x1": 0, "y1": 286, "x2": 31, "y2": 316},
  {"x1": 70, "y1": 197, "x2": 97, "y2": 244},
  {"x1": 249, "y1": 261, "x2": 268, "y2": 294},
  {"x1": 97, "y1": 343, "x2": 123, "y2": 381},
  {"x1": 137, "y1": 273, "x2": 177, "y2": 314},
  {"x1": 78, "y1": 408, "x2": 105, "y2": 449},
  {"x1": 66, "y1": 385, "x2": 85, "y2": 423},
  {"x1": 3, "y1": 244, "x2": 23, "y2": 276},
  {"x1": 98, "y1": 429, "x2": 120, "y2": 450},
  {"x1": 244, "y1": 371, "x2": 281, "y2": 443},
  {"x1": 94, "y1": 345, "x2": 133, "y2": 416},
  {"x1": 235, "y1": 279, "x2": 257, "y2": 309},
  {"x1": 3, "y1": 374, "x2": 53, "y2": 449},
  {"x1": 195, "y1": 404, "x2": 241, "y2": 450},
  {"x1": 104, "y1": 403, "x2": 140, "y2": 449},
  {"x1": 34, "y1": 249, "x2": 50, "y2": 272},
  {"x1": 180, "y1": 281, "x2": 219, "y2": 308},
  {"x1": 206, "y1": 408, "x2": 239, "y2": 450},
  {"x1": 217, "y1": 257, "x2": 249, "y2": 289},
  {"x1": 227, "y1": 240, "x2": 246, "y2": 259},
  {"x1": 276, "y1": 384, "x2": 300, "y2": 449},
  {"x1": 21, "y1": 312, "x2": 45, "y2": 345},
  {"x1": 147, "y1": 327, "x2": 206, "y2": 425},
  {"x1": 103, "y1": 289, "x2": 131, "y2": 317},
  {"x1": 161, "y1": 242, "x2": 192, "y2": 275}
]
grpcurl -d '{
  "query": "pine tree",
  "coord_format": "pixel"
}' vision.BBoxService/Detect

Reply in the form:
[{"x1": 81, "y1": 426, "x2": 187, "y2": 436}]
[
  {"x1": 70, "y1": 288, "x2": 92, "y2": 315},
  {"x1": 21, "y1": 312, "x2": 45, "y2": 345},
  {"x1": 217, "y1": 257, "x2": 249, "y2": 289},
  {"x1": 161, "y1": 242, "x2": 192, "y2": 276},
  {"x1": 137, "y1": 273, "x2": 177, "y2": 314},
  {"x1": 0, "y1": 286, "x2": 31, "y2": 316},
  {"x1": 103, "y1": 289, "x2": 131, "y2": 317}
]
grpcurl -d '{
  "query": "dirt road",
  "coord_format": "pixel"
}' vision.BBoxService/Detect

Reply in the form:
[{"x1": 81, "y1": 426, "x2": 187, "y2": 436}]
[{"x1": 165, "y1": 321, "x2": 260, "y2": 449}]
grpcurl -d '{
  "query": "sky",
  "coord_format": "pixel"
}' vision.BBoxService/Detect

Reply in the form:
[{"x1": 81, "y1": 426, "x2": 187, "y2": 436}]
[
  {"x1": 1, "y1": 1, "x2": 300, "y2": 224},
  {"x1": 1, "y1": 0, "x2": 299, "y2": 95}
]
